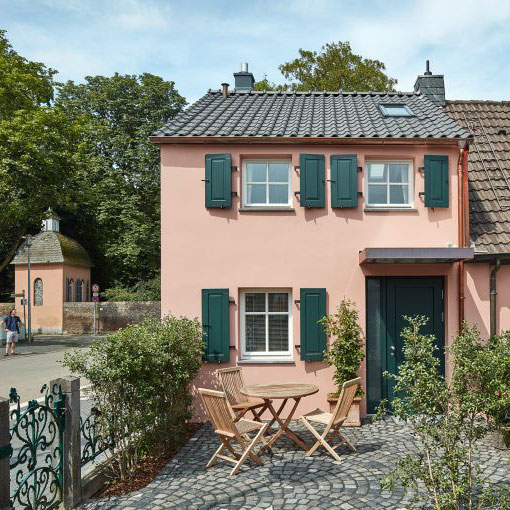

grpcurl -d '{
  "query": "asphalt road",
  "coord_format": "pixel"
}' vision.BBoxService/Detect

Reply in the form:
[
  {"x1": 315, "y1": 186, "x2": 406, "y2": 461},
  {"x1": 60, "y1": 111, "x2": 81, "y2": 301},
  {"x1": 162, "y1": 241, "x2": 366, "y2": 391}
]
[{"x1": 0, "y1": 335, "x2": 98, "y2": 401}]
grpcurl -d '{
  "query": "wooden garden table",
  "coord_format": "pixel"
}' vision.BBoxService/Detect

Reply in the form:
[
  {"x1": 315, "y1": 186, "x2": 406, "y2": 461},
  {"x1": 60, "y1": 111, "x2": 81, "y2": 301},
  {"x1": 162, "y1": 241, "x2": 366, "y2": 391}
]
[{"x1": 241, "y1": 382, "x2": 319, "y2": 452}]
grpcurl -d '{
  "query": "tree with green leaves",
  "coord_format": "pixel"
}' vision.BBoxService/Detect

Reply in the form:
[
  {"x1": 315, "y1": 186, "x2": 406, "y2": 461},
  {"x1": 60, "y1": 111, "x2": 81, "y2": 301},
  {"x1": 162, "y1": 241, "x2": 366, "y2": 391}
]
[
  {"x1": 255, "y1": 41, "x2": 397, "y2": 92},
  {"x1": 376, "y1": 317, "x2": 510, "y2": 509},
  {"x1": 55, "y1": 73, "x2": 186, "y2": 290},
  {"x1": 0, "y1": 30, "x2": 83, "y2": 276}
]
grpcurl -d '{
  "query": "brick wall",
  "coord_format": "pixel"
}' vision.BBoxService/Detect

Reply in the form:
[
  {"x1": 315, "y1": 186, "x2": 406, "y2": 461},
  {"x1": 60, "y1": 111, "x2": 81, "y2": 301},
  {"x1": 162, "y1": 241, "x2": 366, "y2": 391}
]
[{"x1": 62, "y1": 302, "x2": 160, "y2": 334}]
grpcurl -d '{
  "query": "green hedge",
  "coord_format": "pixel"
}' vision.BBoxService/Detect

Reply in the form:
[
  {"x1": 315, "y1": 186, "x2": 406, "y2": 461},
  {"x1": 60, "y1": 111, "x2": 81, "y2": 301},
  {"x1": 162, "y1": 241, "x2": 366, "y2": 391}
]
[{"x1": 63, "y1": 315, "x2": 203, "y2": 480}]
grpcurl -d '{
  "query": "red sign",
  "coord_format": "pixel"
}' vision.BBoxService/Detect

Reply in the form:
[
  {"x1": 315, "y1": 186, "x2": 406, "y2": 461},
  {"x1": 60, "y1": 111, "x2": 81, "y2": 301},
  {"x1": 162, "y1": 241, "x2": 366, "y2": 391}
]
[
  {"x1": 92, "y1": 295, "x2": 99, "y2": 302},
  {"x1": 92, "y1": 283, "x2": 100, "y2": 293}
]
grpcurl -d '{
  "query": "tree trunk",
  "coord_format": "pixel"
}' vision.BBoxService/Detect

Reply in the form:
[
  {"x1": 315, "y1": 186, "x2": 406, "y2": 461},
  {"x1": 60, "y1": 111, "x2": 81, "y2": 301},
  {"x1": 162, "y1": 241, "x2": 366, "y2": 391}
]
[{"x1": 0, "y1": 229, "x2": 26, "y2": 273}]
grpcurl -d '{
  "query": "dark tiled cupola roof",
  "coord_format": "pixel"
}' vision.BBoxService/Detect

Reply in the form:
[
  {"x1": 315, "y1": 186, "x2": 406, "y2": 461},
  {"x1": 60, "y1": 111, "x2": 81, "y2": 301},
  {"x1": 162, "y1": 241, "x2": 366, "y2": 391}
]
[
  {"x1": 445, "y1": 100, "x2": 510, "y2": 254},
  {"x1": 153, "y1": 90, "x2": 469, "y2": 140},
  {"x1": 11, "y1": 232, "x2": 93, "y2": 267}
]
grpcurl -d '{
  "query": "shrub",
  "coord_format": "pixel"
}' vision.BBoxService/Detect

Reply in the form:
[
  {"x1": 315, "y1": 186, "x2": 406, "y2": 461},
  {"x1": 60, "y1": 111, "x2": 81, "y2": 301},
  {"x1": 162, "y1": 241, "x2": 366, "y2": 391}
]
[
  {"x1": 102, "y1": 274, "x2": 161, "y2": 301},
  {"x1": 62, "y1": 315, "x2": 203, "y2": 481},
  {"x1": 319, "y1": 299, "x2": 364, "y2": 396},
  {"x1": 376, "y1": 317, "x2": 510, "y2": 509}
]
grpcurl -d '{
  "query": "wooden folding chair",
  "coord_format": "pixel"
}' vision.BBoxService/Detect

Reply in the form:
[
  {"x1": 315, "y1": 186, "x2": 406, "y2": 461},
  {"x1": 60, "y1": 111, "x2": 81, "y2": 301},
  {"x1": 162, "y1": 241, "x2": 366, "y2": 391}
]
[
  {"x1": 216, "y1": 367, "x2": 270, "y2": 422},
  {"x1": 198, "y1": 388, "x2": 268, "y2": 476},
  {"x1": 300, "y1": 377, "x2": 361, "y2": 462}
]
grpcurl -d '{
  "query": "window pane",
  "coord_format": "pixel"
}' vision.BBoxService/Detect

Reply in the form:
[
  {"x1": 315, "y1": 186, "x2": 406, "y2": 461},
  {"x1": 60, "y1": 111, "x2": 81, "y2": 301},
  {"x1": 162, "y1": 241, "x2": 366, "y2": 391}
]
[
  {"x1": 382, "y1": 105, "x2": 411, "y2": 116},
  {"x1": 368, "y1": 185, "x2": 387, "y2": 205},
  {"x1": 246, "y1": 315, "x2": 266, "y2": 351},
  {"x1": 268, "y1": 315, "x2": 288, "y2": 351},
  {"x1": 268, "y1": 163, "x2": 288, "y2": 182},
  {"x1": 245, "y1": 293, "x2": 265, "y2": 313},
  {"x1": 368, "y1": 163, "x2": 386, "y2": 182},
  {"x1": 268, "y1": 184, "x2": 288, "y2": 204},
  {"x1": 268, "y1": 293, "x2": 288, "y2": 312},
  {"x1": 389, "y1": 164, "x2": 409, "y2": 183},
  {"x1": 247, "y1": 184, "x2": 266, "y2": 204},
  {"x1": 246, "y1": 163, "x2": 266, "y2": 182},
  {"x1": 389, "y1": 185, "x2": 409, "y2": 204}
]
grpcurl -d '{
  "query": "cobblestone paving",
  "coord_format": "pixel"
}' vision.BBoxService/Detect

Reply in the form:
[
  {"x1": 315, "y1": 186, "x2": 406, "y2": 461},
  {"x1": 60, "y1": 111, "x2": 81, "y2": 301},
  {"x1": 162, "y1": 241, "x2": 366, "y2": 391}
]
[{"x1": 79, "y1": 419, "x2": 509, "y2": 509}]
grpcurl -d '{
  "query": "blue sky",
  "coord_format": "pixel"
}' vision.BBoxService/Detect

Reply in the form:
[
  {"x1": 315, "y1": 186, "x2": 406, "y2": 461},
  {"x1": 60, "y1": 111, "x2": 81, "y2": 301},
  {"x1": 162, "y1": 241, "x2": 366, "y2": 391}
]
[{"x1": 1, "y1": 0, "x2": 510, "y2": 104}]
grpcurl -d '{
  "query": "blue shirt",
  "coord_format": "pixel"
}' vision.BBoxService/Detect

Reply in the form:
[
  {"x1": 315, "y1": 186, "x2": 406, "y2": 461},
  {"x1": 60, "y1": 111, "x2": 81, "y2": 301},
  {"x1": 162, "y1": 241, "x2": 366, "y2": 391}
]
[{"x1": 4, "y1": 316, "x2": 21, "y2": 332}]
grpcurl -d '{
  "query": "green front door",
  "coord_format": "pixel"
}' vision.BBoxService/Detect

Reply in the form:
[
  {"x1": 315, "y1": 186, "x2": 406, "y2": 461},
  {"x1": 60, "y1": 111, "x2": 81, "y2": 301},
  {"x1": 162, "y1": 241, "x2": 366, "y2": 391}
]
[{"x1": 366, "y1": 277, "x2": 444, "y2": 413}]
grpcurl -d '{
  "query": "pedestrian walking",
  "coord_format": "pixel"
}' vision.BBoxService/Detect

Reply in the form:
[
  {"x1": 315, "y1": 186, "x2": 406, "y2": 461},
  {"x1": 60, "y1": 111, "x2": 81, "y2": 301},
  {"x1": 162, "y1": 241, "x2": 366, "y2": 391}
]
[{"x1": 2, "y1": 308, "x2": 22, "y2": 356}]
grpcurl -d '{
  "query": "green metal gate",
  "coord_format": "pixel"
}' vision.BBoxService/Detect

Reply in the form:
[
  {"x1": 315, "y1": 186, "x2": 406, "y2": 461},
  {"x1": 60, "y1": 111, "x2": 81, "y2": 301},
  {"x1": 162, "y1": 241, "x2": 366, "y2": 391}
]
[{"x1": 9, "y1": 384, "x2": 65, "y2": 510}]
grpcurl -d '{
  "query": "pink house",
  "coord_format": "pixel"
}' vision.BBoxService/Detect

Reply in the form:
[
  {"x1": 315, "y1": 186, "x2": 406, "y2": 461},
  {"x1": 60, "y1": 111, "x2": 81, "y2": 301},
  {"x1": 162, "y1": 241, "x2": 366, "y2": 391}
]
[
  {"x1": 11, "y1": 209, "x2": 92, "y2": 334},
  {"x1": 152, "y1": 64, "x2": 509, "y2": 418}
]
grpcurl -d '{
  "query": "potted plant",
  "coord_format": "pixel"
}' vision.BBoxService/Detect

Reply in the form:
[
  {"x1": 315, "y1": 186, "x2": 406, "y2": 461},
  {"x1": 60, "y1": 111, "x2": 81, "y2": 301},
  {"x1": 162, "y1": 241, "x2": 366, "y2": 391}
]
[{"x1": 319, "y1": 299, "x2": 364, "y2": 426}]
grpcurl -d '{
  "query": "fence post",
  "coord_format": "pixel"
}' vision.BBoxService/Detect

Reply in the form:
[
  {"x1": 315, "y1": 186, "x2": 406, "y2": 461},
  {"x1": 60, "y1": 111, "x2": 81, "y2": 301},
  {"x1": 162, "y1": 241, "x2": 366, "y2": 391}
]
[
  {"x1": 0, "y1": 397, "x2": 12, "y2": 509},
  {"x1": 51, "y1": 376, "x2": 81, "y2": 509}
]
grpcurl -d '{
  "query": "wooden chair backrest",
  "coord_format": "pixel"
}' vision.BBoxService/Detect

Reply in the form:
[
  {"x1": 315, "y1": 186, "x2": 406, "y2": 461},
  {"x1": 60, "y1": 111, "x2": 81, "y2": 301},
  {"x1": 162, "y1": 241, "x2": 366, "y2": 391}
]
[
  {"x1": 198, "y1": 388, "x2": 237, "y2": 436},
  {"x1": 216, "y1": 367, "x2": 247, "y2": 405},
  {"x1": 331, "y1": 377, "x2": 361, "y2": 426}
]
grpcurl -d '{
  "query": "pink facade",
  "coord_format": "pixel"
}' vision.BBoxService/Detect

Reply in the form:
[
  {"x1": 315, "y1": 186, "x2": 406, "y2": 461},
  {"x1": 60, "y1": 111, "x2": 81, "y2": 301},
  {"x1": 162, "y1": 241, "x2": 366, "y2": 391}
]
[
  {"x1": 160, "y1": 142, "x2": 468, "y2": 418},
  {"x1": 465, "y1": 264, "x2": 510, "y2": 337},
  {"x1": 14, "y1": 263, "x2": 91, "y2": 334}
]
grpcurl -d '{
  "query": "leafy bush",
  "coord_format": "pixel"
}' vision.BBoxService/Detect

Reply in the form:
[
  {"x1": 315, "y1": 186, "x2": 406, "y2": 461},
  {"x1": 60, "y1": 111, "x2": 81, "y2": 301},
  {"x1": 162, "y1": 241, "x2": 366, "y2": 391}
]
[
  {"x1": 102, "y1": 274, "x2": 161, "y2": 301},
  {"x1": 62, "y1": 315, "x2": 203, "y2": 481},
  {"x1": 319, "y1": 299, "x2": 364, "y2": 396},
  {"x1": 376, "y1": 317, "x2": 510, "y2": 509}
]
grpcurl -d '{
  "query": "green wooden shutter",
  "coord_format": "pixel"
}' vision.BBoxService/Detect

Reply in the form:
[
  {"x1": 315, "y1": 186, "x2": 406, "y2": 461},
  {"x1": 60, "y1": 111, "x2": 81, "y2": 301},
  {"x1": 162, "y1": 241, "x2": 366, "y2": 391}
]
[
  {"x1": 205, "y1": 154, "x2": 232, "y2": 208},
  {"x1": 424, "y1": 155, "x2": 449, "y2": 208},
  {"x1": 300, "y1": 288, "x2": 327, "y2": 361},
  {"x1": 202, "y1": 289, "x2": 230, "y2": 362},
  {"x1": 330, "y1": 154, "x2": 358, "y2": 208},
  {"x1": 300, "y1": 154, "x2": 325, "y2": 208}
]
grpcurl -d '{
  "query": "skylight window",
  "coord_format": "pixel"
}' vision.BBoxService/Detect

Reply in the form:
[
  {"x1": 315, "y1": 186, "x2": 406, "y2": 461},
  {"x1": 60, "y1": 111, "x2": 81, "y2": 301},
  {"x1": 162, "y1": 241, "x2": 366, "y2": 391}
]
[{"x1": 379, "y1": 104, "x2": 414, "y2": 117}]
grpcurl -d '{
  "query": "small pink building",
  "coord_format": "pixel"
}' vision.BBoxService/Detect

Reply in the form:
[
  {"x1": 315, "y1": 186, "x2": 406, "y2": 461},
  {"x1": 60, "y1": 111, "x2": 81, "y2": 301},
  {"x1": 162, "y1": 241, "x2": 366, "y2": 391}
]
[
  {"x1": 11, "y1": 209, "x2": 92, "y2": 334},
  {"x1": 152, "y1": 64, "x2": 509, "y2": 418}
]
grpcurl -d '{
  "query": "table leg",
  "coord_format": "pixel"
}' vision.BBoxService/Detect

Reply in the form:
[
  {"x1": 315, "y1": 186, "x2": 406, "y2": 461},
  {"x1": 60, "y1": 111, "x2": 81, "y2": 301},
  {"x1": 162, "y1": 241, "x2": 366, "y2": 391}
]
[{"x1": 260, "y1": 398, "x2": 310, "y2": 452}]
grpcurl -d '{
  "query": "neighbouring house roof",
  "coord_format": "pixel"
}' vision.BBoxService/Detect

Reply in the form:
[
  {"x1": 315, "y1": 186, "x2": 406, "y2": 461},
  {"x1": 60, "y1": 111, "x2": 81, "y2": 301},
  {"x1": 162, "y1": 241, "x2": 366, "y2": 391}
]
[
  {"x1": 153, "y1": 90, "x2": 470, "y2": 140},
  {"x1": 445, "y1": 101, "x2": 510, "y2": 255},
  {"x1": 11, "y1": 232, "x2": 93, "y2": 267}
]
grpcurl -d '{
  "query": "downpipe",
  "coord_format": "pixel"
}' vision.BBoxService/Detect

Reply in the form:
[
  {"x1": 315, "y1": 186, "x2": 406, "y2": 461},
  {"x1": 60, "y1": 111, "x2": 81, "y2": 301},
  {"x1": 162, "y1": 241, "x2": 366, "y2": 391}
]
[{"x1": 490, "y1": 258, "x2": 501, "y2": 338}]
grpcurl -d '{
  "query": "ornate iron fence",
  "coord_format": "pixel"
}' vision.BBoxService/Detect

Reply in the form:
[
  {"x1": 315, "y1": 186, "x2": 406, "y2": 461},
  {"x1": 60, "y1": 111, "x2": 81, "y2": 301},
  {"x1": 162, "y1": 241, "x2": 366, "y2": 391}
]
[
  {"x1": 80, "y1": 407, "x2": 114, "y2": 468},
  {"x1": 9, "y1": 384, "x2": 65, "y2": 510}
]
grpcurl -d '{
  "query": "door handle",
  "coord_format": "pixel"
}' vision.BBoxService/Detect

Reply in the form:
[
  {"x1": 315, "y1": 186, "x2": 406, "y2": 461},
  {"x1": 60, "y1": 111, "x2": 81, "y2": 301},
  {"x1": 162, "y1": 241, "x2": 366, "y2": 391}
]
[{"x1": 390, "y1": 345, "x2": 395, "y2": 356}]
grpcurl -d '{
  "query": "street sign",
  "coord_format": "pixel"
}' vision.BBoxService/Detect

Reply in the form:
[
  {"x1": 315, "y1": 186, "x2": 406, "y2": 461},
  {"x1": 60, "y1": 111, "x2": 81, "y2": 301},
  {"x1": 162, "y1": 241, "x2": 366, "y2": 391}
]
[
  {"x1": 92, "y1": 283, "x2": 100, "y2": 293},
  {"x1": 92, "y1": 294, "x2": 99, "y2": 303},
  {"x1": 21, "y1": 299, "x2": 27, "y2": 305},
  {"x1": 14, "y1": 293, "x2": 24, "y2": 298}
]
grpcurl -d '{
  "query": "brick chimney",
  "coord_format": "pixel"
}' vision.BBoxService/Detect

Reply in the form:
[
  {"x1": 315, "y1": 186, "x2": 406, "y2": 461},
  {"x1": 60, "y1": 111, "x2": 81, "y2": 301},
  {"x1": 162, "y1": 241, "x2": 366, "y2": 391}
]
[
  {"x1": 234, "y1": 63, "x2": 255, "y2": 92},
  {"x1": 414, "y1": 60, "x2": 445, "y2": 107}
]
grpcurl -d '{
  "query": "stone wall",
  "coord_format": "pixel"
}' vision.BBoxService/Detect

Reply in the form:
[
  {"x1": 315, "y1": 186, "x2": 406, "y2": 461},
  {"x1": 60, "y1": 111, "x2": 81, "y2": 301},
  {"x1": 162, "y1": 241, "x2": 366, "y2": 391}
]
[{"x1": 63, "y1": 302, "x2": 160, "y2": 335}]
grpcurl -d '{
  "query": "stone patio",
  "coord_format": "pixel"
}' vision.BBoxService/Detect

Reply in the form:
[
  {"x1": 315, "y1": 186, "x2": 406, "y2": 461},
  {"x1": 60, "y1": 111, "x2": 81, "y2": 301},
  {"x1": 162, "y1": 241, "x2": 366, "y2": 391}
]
[{"x1": 79, "y1": 419, "x2": 509, "y2": 510}]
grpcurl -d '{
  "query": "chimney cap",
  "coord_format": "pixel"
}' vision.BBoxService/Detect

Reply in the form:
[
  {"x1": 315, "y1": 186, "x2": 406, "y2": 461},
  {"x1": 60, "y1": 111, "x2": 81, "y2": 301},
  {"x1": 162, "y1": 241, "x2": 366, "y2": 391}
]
[{"x1": 424, "y1": 60, "x2": 432, "y2": 76}]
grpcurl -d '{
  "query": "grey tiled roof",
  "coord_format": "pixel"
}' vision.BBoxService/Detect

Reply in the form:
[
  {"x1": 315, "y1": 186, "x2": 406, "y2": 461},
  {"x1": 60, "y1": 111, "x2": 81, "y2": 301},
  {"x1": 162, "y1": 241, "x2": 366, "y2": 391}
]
[
  {"x1": 153, "y1": 90, "x2": 469, "y2": 140},
  {"x1": 445, "y1": 101, "x2": 510, "y2": 254},
  {"x1": 11, "y1": 232, "x2": 93, "y2": 267}
]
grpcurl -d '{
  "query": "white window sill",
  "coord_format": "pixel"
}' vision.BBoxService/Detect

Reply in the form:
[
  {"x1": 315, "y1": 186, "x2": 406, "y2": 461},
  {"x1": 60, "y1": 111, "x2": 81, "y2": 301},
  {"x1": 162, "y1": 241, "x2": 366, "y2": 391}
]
[
  {"x1": 238, "y1": 359, "x2": 295, "y2": 364},
  {"x1": 239, "y1": 207, "x2": 295, "y2": 212},
  {"x1": 364, "y1": 207, "x2": 417, "y2": 212}
]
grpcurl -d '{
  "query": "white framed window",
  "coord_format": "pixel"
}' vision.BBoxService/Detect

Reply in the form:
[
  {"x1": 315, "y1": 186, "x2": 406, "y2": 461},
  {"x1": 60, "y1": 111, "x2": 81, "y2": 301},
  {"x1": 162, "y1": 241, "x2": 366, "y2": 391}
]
[
  {"x1": 242, "y1": 160, "x2": 292, "y2": 208},
  {"x1": 365, "y1": 160, "x2": 413, "y2": 208},
  {"x1": 240, "y1": 289, "x2": 293, "y2": 361}
]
